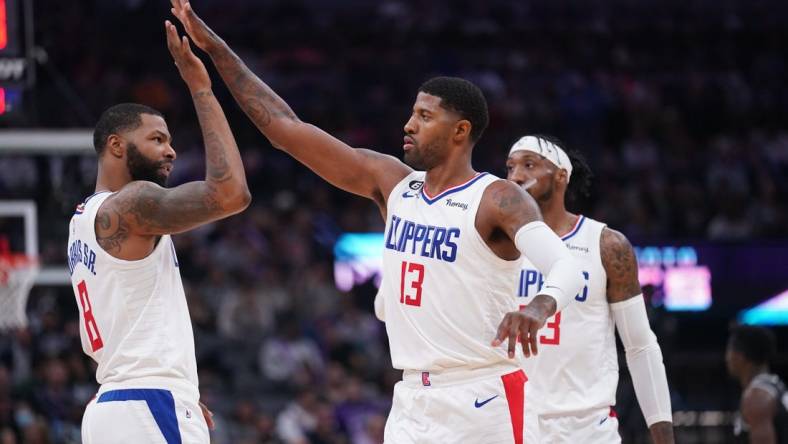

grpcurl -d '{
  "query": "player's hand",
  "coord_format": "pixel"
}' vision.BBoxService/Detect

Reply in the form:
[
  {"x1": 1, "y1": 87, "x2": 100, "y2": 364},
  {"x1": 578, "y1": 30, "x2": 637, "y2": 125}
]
[
  {"x1": 165, "y1": 20, "x2": 210, "y2": 93},
  {"x1": 492, "y1": 295, "x2": 555, "y2": 359},
  {"x1": 169, "y1": 0, "x2": 221, "y2": 53},
  {"x1": 199, "y1": 401, "x2": 215, "y2": 430}
]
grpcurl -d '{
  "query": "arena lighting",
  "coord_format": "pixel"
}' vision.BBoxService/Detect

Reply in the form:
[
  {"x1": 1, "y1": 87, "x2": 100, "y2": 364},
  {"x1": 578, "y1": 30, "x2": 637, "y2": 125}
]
[
  {"x1": 333, "y1": 234, "x2": 713, "y2": 312},
  {"x1": 0, "y1": 87, "x2": 5, "y2": 114},
  {"x1": 739, "y1": 288, "x2": 788, "y2": 326},
  {"x1": 0, "y1": 0, "x2": 7, "y2": 50}
]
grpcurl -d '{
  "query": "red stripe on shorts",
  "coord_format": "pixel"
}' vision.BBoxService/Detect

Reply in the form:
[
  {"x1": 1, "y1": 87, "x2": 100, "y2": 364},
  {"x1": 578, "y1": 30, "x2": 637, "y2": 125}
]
[{"x1": 501, "y1": 369, "x2": 528, "y2": 444}]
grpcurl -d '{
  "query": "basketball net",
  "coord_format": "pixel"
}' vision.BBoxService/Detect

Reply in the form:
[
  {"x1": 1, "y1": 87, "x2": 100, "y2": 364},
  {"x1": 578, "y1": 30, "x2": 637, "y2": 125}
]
[{"x1": 0, "y1": 237, "x2": 39, "y2": 331}]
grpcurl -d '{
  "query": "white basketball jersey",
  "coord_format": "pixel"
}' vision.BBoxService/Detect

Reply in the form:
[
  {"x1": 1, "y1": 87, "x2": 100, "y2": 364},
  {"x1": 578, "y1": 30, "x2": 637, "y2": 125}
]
[
  {"x1": 379, "y1": 172, "x2": 521, "y2": 372},
  {"x1": 517, "y1": 215, "x2": 618, "y2": 415},
  {"x1": 67, "y1": 191, "x2": 199, "y2": 399}
]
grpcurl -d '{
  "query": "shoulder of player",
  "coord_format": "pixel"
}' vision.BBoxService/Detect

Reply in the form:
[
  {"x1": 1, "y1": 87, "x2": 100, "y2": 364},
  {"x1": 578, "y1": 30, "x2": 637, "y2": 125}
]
[
  {"x1": 600, "y1": 227, "x2": 642, "y2": 301},
  {"x1": 599, "y1": 227, "x2": 635, "y2": 269},
  {"x1": 480, "y1": 179, "x2": 532, "y2": 213},
  {"x1": 97, "y1": 181, "x2": 165, "y2": 237},
  {"x1": 742, "y1": 385, "x2": 778, "y2": 422}
]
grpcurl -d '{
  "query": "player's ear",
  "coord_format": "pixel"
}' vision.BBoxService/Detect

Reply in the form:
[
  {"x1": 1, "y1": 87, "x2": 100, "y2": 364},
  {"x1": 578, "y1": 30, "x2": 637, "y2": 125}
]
[
  {"x1": 106, "y1": 135, "x2": 124, "y2": 159},
  {"x1": 555, "y1": 169, "x2": 569, "y2": 187},
  {"x1": 453, "y1": 119, "x2": 471, "y2": 143}
]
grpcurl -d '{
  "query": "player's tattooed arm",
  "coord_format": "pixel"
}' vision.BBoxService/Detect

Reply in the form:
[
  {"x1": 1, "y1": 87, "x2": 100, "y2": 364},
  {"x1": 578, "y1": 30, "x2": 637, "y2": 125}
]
[
  {"x1": 481, "y1": 179, "x2": 542, "y2": 241},
  {"x1": 97, "y1": 180, "x2": 229, "y2": 242},
  {"x1": 165, "y1": 19, "x2": 250, "y2": 214},
  {"x1": 600, "y1": 228, "x2": 642, "y2": 303},
  {"x1": 168, "y1": 0, "x2": 411, "y2": 205}
]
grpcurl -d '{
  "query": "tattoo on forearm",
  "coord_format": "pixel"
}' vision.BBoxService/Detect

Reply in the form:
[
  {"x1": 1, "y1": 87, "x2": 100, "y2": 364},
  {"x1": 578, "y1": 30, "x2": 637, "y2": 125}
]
[
  {"x1": 191, "y1": 90, "x2": 232, "y2": 183},
  {"x1": 210, "y1": 44, "x2": 298, "y2": 130}
]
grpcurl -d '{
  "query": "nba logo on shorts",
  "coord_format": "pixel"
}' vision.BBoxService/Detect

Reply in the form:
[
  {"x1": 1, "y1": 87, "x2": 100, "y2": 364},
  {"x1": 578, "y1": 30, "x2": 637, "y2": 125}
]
[{"x1": 422, "y1": 372, "x2": 431, "y2": 386}]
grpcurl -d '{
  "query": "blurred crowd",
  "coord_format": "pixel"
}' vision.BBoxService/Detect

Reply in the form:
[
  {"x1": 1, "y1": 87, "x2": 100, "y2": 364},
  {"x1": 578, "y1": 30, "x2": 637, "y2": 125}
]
[{"x1": 1, "y1": 0, "x2": 788, "y2": 442}]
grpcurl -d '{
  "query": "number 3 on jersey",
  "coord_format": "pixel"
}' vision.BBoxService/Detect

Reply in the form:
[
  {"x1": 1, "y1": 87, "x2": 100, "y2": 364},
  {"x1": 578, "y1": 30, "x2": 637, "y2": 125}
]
[
  {"x1": 519, "y1": 304, "x2": 562, "y2": 345},
  {"x1": 400, "y1": 261, "x2": 424, "y2": 306},
  {"x1": 77, "y1": 280, "x2": 104, "y2": 352}
]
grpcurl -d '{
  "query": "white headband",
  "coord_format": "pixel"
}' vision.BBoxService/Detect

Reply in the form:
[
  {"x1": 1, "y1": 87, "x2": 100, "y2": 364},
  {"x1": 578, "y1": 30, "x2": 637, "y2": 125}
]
[{"x1": 508, "y1": 135, "x2": 572, "y2": 182}]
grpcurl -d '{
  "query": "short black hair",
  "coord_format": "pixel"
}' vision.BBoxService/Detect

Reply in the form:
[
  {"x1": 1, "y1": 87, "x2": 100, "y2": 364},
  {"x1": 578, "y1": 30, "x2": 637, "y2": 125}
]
[
  {"x1": 418, "y1": 76, "x2": 489, "y2": 143},
  {"x1": 93, "y1": 103, "x2": 163, "y2": 155},
  {"x1": 729, "y1": 325, "x2": 777, "y2": 365}
]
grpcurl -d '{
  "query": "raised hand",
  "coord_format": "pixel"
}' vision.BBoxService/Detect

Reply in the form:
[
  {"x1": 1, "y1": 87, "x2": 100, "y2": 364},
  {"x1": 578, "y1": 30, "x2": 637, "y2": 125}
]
[
  {"x1": 165, "y1": 20, "x2": 210, "y2": 92},
  {"x1": 169, "y1": 0, "x2": 221, "y2": 53}
]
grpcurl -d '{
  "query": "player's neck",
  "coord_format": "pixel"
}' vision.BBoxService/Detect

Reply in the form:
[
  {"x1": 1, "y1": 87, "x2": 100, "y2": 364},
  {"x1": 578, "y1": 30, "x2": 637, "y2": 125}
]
[
  {"x1": 423, "y1": 162, "x2": 476, "y2": 197},
  {"x1": 539, "y1": 199, "x2": 576, "y2": 236},
  {"x1": 741, "y1": 364, "x2": 769, "y2": 388},
  {"x1": 95, "y1": 164, "x2": 131, "y2": 193}
]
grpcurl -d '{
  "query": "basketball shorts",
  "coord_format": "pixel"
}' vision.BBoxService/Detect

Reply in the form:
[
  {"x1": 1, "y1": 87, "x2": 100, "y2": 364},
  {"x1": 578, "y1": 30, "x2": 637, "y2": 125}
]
[
  {"x1": 82, "y1": 388, "x2": 209, "y2": 444},
  {"x1": 538, "y1": 407, "x2": 621, "y2": 444},
  {"x1": 384, "y1": 368, "x2": 538, "y2": 443}
]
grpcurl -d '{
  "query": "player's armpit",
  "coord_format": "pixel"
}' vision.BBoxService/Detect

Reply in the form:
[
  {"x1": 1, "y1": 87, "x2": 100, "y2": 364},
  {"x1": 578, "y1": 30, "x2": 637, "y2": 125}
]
[
  {"x1": 600, "y1": 228, "x2": 642, "y2": 303},
  {"x1": 97, "y1": 180, "x2": 244, "y2": 243}
]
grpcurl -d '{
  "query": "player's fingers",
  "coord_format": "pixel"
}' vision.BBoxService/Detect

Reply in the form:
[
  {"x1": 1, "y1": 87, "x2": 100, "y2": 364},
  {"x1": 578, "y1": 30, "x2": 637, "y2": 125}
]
[
  {"x1": 507, "y1": 321, "x2": 519, "y2": 359},
  {"x1": 491, "y1": 314, "x2": 510, "y2": 347},
  {"x1": 165, "y1": 21, "x2": 178, "y2": 55},
  {"x1": 528, "y1": 322, "x2": 540, "y2": 356},
  {"x1": 520, "y1": 322, "x2": 532, "y2": 358},
  {"x1": 182, "y1": 36, "x2": 194, "y2": 55}
]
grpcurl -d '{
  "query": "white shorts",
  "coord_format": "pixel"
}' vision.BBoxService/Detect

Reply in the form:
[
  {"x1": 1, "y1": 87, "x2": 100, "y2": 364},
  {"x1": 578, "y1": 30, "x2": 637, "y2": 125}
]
[
  {"x1": 385, "y1": 368, "x2": 538, "y2": 443},
  {"x1": 82, "y1": 388, "x2": 209, "y2": 444},
  {"x1": 538, "y1": 407, "x2": 620, "y2": 444}
]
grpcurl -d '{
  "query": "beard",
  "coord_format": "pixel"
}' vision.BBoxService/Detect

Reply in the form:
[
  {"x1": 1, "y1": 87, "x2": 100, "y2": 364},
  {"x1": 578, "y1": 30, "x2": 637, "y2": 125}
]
[
  {"x1": 531, "y1": 178, "x2": 555, "y2": 204},
  {"x1": 126, "y1": 143, "x2": 169, "y2": 187},
  {"x1": 403, "y1": 140, "x2": 443, "y2": 171}
]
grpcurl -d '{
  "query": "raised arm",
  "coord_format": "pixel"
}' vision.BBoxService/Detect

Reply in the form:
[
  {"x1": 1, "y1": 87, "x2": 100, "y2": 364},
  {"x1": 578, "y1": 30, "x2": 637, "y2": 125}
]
[
  {"x1": 96, "y1": 22, "x2": 250, "y2": 256},
  {"x1": 483, "y1": 180, "x2": 585, "y2": 359},
  {"x1": 602, "y1": 228, "x2": 674, "y2": 444},
  {"x1": 169, "y1": 0, "x2": 410, "y2": 207}
]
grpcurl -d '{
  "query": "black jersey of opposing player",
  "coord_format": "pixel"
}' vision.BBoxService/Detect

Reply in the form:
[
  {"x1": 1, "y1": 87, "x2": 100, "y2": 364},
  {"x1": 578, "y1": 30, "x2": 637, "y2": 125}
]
[{"x1": 734, "y1": 373, "x2": 788, "y2": 443}]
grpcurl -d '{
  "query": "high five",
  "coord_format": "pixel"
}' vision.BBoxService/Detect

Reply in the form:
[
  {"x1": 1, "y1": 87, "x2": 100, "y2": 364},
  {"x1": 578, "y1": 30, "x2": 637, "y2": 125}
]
[{"x1": 168, "y1": 2, "x2": 584, "y2": 442}]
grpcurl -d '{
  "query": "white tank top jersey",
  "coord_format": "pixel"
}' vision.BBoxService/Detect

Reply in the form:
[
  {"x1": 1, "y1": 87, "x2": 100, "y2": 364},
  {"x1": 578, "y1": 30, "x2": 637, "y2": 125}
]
[
  {"x1": 517, "y1": 215, "x2": 618, "y2": 415},
  {"x1": 378, "y1": 171, "x2": 521, "y2": 373},
  {"x1": 66, "y1": 191, "x2": 199, "y2": 400}
]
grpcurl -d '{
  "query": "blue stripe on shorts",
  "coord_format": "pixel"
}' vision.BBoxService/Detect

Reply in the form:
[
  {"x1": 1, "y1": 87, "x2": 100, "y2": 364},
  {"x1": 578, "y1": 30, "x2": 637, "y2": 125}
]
[{"x1": 97, "y1": 388, "x2": 182, "y2": 444}]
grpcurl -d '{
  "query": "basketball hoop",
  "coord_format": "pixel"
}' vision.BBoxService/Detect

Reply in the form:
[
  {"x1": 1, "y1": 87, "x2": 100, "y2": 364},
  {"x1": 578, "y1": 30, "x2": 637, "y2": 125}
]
[{"x1": 0, "y1": 253, "x2": 39, "y2": 331}]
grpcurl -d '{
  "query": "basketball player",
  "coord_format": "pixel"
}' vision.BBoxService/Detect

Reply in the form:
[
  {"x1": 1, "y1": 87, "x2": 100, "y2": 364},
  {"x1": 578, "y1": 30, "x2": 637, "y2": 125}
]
[
  {"x1": 506, "y1": 135, "x2": 674, "y2": 443},
  {"x1": 727, "y1": 325, "x2": 788, "y2": 443},
  {"x1": 67, "y1": 22, "x2": 250, "y2": 443},
  {"x1": 169, "y1": 2, "x2": 584, "y2": 442}
]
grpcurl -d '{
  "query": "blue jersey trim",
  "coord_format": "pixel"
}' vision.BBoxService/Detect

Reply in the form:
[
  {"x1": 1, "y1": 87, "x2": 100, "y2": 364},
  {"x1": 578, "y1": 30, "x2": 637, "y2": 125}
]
[
  {"x1": 561, "y1": 215, "x2": 585, "y2": 241},
  {"x1": 97, "y1": 389, "x2": 182, "y2": 444},
  {"x1": 420, "y1": 173, "x2": 489, "y2": 205},
  {"x1": 74, "y1": 191, "x2": 111, "y2": 215}
]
